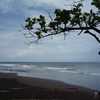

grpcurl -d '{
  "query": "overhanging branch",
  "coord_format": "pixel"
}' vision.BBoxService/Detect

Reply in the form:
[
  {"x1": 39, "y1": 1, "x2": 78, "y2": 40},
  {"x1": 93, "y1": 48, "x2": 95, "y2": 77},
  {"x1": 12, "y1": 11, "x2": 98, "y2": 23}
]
[
  {"x1": 84, "y1": 30, "x2": 100, "y2": 43},
  {"x1": 40, "y1": 26, "x2": 98, "y2": 39},
  {"x1": 92, "y1": 27, "x2": 100, "y2": 34}
]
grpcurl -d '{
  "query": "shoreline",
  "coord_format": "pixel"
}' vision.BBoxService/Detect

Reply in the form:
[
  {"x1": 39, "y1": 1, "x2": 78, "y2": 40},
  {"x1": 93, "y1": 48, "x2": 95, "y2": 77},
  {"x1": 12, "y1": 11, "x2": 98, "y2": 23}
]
[
  {"x1": 0, "y1": 72, "x2": 97, "y2": 92},
  {"x1": 0, "y1": 62, "x2": 100, "y2": 91}
]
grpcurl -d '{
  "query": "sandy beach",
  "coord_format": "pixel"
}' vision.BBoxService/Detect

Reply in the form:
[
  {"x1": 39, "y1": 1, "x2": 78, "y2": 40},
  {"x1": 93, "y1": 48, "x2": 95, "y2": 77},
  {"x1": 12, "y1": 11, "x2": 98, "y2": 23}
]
[{"x1": 0, "y1": 72, "x2": 99, "y2": 99}]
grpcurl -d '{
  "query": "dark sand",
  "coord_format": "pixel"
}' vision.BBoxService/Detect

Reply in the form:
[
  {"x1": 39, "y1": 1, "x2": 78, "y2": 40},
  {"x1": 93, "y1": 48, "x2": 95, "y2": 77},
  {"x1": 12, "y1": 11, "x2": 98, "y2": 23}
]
[
  {"x1": 0, "y1": 72, "x2": 96, "y2": 91},
  {"x1": 0, "y1": 72, "x2": 99, "y2": 99}
]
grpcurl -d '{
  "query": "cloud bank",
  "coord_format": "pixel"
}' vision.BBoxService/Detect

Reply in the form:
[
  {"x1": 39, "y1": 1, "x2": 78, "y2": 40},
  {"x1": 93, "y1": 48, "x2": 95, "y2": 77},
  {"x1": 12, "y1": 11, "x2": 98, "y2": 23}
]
[{"x1": 0, "y1": 0, "x2": 99, "y2": 62}]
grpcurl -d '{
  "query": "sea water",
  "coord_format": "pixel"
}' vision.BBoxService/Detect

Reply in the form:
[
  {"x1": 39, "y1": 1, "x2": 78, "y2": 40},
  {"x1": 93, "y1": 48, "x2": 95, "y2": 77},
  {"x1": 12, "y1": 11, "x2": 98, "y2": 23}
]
[{"x1": 0, "y1": 62, "x2": 100, "y2": 91}]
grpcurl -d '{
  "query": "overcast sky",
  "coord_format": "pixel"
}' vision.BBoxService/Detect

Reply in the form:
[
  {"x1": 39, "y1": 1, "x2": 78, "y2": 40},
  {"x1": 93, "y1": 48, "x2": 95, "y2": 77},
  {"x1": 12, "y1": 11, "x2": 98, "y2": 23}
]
[{"x1": 0, "y1": 0, "x2": 100, "y2": 62}]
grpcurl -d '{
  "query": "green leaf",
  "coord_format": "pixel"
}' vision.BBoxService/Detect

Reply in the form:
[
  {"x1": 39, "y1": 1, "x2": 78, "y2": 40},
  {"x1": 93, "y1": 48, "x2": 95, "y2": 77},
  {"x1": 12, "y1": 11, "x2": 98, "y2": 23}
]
[
  {"x1": 42, "y1": 28, "x2": 48, "y2": 33},
  {"x1": 35, "y1": 31, "x2": 41, "y2": 38},
  {"x1": 40, "y1": 15, "x2": 45, "y2": 20},
  {"x1": 90, "y1": 9, "x2": 93, "y2": 14},
  {"x1": 25, "y1": 17, "x2": 30, "y2": 22},
  {"x1": 87, "y1": 21, "x2": 92, "y2": 26},
  {"x1": 32, "y1": 17, "x2": 36, "y2": 22},
  {"x1": 54, "y1": 9, "x2": 61, "y2": 16},
  {"x1": 37, "y1": 18, "x2": 41, "y2": 22}
]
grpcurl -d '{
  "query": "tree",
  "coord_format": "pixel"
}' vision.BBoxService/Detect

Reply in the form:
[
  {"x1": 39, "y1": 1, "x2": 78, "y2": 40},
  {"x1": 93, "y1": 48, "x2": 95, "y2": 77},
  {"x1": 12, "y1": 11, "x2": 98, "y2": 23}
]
[
  {"x1": 91, "y1": 0, "x2": 100, "y2": 9},
  {"x1": 23, "y1": 0, "x2": 100, "y2": 54}
]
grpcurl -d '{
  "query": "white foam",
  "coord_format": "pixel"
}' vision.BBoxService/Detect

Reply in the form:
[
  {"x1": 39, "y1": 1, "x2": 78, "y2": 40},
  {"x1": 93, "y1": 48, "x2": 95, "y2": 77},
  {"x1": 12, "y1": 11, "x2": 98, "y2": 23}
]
[{"x1": 0, "y1": 63, "x2": 17, "y2": 67}]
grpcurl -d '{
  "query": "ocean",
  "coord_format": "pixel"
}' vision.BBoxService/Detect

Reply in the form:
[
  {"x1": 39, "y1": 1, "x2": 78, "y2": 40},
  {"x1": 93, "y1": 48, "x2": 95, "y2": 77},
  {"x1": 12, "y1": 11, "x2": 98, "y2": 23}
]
[{"x1": 0, "y1": 62, "x2": 100, "y2": 91}]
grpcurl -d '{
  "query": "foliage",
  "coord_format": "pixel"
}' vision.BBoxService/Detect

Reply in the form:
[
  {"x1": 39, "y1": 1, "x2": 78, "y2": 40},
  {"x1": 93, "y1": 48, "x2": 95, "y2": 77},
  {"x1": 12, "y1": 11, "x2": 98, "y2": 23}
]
[
  {"x1": 23, "y1": 0, "x2": 100, "y2": 53},
  {"x1": 91, "y1": 0, "x2": 100, "y2": 9}
]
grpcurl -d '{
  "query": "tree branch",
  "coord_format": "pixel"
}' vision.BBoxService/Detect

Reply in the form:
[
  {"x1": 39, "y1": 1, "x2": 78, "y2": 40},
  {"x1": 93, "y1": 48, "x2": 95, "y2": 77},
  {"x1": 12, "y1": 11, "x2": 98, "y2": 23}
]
[
  {"x1": 84, "y1": 30, "x2": 100, "y2": 43},
  {"x1": 35, "y1": 26, "x2": 99, "y2": 40},
  {"x1": 92, "y1": 27, "x2": 100, "y2": 34}
]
